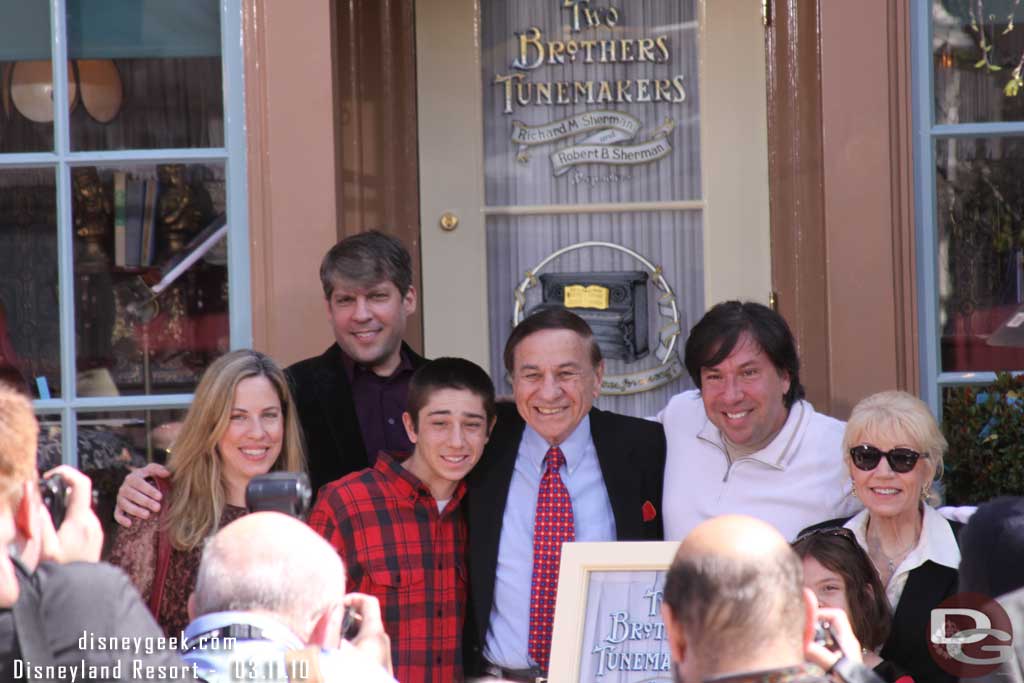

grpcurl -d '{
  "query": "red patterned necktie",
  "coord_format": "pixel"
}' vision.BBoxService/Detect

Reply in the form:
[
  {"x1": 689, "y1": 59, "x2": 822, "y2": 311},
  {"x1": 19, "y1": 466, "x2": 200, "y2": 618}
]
[{"x1": 528, "y1": 445, "x2": 575, "y2": 671}]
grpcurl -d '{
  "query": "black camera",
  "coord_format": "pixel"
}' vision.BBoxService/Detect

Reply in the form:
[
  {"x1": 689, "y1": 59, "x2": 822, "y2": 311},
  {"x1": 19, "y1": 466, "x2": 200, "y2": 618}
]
[
  {"x1": 39, "y1": 474, "x2": 69, "y2": 529},
  {"x1": 341, "y1": 605, "x2": 362, "y2": 641},
  {"x1": 813, "y1": 620, "x2": 839, "y2": 652},
  {"x1": 245, "y1": 472, "x2": 311, "y2": 518}
]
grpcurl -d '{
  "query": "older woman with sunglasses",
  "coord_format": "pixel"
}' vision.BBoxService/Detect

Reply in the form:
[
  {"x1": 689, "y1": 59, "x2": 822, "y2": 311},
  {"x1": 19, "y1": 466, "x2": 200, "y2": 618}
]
[{"x1": 801, "y1": 390, "x2": 961, "y2": 683}]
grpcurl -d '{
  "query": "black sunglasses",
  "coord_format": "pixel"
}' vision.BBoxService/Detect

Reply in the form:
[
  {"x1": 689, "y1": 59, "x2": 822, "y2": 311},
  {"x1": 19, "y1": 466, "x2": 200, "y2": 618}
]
[
  {"x1": 794, "y1": 526, "x2": 858, "y2": 545},
  {"x1": 849, "y1": 444, "x2": 927, "y2": 474}
]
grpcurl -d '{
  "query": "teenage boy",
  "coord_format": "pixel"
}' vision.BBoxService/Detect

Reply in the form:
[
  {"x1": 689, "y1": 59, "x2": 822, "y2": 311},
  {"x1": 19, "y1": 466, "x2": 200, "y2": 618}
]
[{"x1": 308, "y1": 357, "x2": 495, "y2": 683}]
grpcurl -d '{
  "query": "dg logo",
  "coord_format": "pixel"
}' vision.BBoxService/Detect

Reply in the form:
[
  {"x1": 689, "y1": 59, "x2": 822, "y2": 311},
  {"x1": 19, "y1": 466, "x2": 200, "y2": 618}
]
[{"x1": 929, "y1": 592, "x2": 1013, "y2": 677}]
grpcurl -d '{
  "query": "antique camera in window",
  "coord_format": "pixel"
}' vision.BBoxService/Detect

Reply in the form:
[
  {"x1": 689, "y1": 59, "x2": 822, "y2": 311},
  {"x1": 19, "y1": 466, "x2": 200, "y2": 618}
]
[{"x1": 530, "y1": 272, "x2": 650, "y2": 363}]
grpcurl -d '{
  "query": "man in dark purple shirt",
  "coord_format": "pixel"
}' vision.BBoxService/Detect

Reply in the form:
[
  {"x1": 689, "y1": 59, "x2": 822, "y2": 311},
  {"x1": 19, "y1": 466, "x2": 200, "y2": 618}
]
[
  {"x1": 339, "y1": 331, "x2": 418, "y2": 463},
  {"x1": 113, "y1": 231, "x2": 426, "y2": 525}
]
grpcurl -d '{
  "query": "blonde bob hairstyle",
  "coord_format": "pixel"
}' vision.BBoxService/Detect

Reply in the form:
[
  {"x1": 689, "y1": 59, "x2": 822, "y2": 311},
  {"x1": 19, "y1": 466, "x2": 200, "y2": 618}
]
[
  {"x1": 163, "y1": 350, "x2": 305, "y2": 550},
  {"x1": 842, "y1": 390, "x2": 946, "y2": 503}
]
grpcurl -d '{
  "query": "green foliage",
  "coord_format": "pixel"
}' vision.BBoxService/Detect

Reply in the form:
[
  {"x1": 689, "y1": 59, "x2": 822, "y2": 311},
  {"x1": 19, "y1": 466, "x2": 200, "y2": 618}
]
[{"x1": 943, "y1": 371, "x2": 1024, "y2": 504}]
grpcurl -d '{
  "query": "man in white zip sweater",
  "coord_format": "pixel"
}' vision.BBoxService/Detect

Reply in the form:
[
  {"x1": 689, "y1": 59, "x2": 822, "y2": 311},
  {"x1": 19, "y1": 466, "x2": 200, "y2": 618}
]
[{"x1": 657, "y1": 301, "x2": 861, "y2": 541}]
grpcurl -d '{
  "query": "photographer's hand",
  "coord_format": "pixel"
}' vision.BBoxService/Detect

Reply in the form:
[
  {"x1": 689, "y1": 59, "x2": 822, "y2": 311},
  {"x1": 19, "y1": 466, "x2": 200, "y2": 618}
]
[
  {"x1": 344, "y1": 592, "x2": 392, "y2": 675},
  {"x1": 806, "y1": 607, "x2": 864, "y2": 673},
  {"x1": 39, "y1": 466, "x2": 103, "y2": 563},
  {"x1": 114, "y1": 462, "x2": 169, "y2": 527}
]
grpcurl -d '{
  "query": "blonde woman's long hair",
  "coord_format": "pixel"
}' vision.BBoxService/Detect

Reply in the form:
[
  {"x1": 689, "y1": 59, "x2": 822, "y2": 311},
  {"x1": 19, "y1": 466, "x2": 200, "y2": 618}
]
[{"x1": 163, "y1": 349, "x2": 305, "y2": 550}]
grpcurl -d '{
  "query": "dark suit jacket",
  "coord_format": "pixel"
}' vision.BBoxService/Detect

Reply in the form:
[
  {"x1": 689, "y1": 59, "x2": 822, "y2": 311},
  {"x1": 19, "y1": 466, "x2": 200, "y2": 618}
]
[
  {"x1": 463, "y1": 403, "x2": 666, "y2": 673},
  {"x1": 801, "y1": 515, "x2": 962, "y2": 683},
  {"x1": 983, "y1": 586, "x2": 1024, "y2": 683},
  {"x1": 285, "y1": 342, "x2": 427, "y2": 496},
  {"x1": 0, "y1": 559, "x2": 184, "y2": 680}
]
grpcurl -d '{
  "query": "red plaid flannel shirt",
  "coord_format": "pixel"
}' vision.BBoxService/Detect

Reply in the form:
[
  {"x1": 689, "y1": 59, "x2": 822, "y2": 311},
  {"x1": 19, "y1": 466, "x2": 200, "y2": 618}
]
[{"x1": 308, "y1": 452, "x2": 467, "y2": 683}]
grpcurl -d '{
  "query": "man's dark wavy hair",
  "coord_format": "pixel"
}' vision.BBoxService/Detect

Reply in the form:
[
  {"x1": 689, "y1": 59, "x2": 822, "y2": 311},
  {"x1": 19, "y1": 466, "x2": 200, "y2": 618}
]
[{"x1": 684, "y1": 301, "x2": 805, "y2": 409}]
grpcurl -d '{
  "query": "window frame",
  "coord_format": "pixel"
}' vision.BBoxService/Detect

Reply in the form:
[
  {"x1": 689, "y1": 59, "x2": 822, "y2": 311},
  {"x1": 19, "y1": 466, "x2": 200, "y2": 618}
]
[
  {"x1": 911, "y1": 0, "x2": 1024, "y2": 412},
  {"x1": 0, "y1": 0, "x2": 251, "y2": 464}
]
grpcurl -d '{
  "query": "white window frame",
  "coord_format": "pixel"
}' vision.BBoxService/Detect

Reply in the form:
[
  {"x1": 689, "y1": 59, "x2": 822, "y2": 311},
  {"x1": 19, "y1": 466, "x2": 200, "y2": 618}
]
[
  {"x1": 911, "y1": 0, "x2": 1024, "y2": 413},
  {"x1": 0, "y1": 0, "x2": 250, "y2": 464}
]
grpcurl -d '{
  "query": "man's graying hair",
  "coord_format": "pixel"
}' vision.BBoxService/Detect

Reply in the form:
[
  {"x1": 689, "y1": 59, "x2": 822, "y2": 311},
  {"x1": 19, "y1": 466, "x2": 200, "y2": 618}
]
[
  {"x1": 319, "y1": 230, "x2": 413, "y2": 299},
  {"x1": 192, "y1": 526, "x2": 346, "y2": 631},
  {"x1": 662, "y1": 546, "x2": 805, "y2": 671}
]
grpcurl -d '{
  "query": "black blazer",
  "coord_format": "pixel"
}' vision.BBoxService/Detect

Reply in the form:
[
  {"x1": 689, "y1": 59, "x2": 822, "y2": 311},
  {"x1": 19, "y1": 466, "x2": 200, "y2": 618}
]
[
  {"x1": 1, "y1": 559, "x2": 184, "y2": 679},
  {"x1": 463, "y1": 403, "x2": 666, "y2": 674},
  {"x1": 800, "y1": 515, "x2": 962, "y2": 683},
  {"x1": 285, "y1": 342, "x2": 427, "y2": 496}
]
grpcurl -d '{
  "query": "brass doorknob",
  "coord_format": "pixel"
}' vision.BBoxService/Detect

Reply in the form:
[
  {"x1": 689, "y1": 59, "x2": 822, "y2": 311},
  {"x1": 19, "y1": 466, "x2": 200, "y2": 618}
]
[{"x1": 439, "y1": 212, "x2": 459, "y2": 231}]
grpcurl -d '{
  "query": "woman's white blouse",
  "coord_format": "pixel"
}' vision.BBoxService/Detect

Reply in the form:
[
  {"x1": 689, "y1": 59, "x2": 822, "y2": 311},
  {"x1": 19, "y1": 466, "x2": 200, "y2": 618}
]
[{"x1": 845, "y1": 504, "x2": 961, "y2": 608}]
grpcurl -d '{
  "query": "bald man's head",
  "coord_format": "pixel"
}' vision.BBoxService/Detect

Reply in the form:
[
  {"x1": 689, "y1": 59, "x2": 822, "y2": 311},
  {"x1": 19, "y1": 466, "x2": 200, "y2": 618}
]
[
  {"x1": 193, "y1": 512, "x2": 346, "y2": 640},
  {"x1": 662, "y1": 516, "x2": 808, "y2": 676}
]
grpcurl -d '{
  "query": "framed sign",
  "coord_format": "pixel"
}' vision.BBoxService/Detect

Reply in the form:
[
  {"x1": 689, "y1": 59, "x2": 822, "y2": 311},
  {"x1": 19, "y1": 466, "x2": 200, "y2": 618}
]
[
  {"x1": 481, "y1": 0, "x2": 700, "y2": 204},
  {"x1": 550, "y1": 541, "x2": 679, "y2": 682}
]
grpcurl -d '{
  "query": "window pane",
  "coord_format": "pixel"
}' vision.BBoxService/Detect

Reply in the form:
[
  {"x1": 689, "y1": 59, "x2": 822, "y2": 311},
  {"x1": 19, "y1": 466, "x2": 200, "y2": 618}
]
[
  {"x1": 936, "y1": 136, "x2": 1024, "y2": 372},
  {"x1": 72, "y1": 162, "x2": 228, "y2": 397},
  {"x1": 43, "y1": 408, "x2": 187, "y2": 553},
  {"x1": 0, "y1": 2, "x2": 55, "y2": 152},
  {"x1": 0, "y1": 169, "x2": 60, "y2": 398},
  {"x1": 933, "y1": 0, "x2": 1024, "y2": 124},
  {"x1": 66, "y1": 0, "x2": 223, "y2": 150}
]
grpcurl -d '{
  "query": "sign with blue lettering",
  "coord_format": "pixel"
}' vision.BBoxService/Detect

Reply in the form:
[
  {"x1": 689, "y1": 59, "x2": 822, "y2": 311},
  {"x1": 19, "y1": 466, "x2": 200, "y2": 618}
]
[{"x1": 550, "y1": 541, "x2": 678, "y2": 682}]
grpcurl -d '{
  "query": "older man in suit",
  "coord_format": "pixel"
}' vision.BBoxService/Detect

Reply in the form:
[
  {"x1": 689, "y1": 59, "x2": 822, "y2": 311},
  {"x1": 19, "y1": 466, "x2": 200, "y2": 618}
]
[{"x1": 464, "y1": 308, "x2": 665, "y2": 681}]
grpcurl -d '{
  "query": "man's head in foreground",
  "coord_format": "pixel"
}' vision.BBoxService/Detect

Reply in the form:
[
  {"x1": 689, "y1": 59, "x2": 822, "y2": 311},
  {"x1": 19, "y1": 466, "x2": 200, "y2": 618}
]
[
  {"x1": 0, "y1": 383, "x2": 42, "y2": 607},
  {"x1": 191, "y1": 512, "x2": 348, "y2": 647},
  {"x1": 661, "y1": 515, "x2": 815, "y2": 682}
]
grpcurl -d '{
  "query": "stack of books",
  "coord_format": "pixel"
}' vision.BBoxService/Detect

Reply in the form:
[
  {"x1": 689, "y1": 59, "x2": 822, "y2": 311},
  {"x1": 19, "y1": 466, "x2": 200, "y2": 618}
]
[{"x1": 112, "y1": 171, "x2": 159, "y2": 268}]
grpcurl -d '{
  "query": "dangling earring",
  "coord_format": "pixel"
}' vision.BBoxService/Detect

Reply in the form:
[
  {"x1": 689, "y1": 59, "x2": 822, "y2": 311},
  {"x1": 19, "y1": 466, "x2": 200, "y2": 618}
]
[{"x1": 850, "y1": 479, "x2": 859, "y2": 499}]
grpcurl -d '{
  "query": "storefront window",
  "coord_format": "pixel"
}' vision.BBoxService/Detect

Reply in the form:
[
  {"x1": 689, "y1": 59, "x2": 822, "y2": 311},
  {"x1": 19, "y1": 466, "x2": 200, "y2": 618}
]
[
  {"x1": 0, "y1": 0, "x2": 248, "y2": 468},
  {"x1": 933, "y1": 0, "x2": 1024, "y2": 124},
  {"x1": 936, "y1": 137, "x2": 1024, "y2": 373},
  {"x1": 0, "y1": 169, "x2": 60, "y2": 396},
  {"x1": 915, "y1": 0, "x2": 1024, "y2": 410}
]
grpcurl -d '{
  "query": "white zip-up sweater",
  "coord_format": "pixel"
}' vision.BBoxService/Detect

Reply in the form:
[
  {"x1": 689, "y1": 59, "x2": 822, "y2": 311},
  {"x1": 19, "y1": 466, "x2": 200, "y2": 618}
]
[{"x1": 656, "y1": 390, "x2": 862, "y2": 541}]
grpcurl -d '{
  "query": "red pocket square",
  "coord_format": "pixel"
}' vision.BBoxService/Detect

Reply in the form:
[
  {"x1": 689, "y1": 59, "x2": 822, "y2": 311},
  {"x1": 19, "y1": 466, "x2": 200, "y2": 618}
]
[{"x1": 642, "y1": 500, "x2": 657, "y2": 523}]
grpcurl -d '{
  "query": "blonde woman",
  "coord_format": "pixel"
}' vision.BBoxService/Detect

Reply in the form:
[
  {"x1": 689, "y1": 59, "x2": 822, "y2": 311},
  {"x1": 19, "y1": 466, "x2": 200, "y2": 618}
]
[
  {"x1": 801, "y1": 390, "x2": 960, "y2": 683},
  {"x1": 109, "y1": 350, "x2": 305, "y2": 636}
]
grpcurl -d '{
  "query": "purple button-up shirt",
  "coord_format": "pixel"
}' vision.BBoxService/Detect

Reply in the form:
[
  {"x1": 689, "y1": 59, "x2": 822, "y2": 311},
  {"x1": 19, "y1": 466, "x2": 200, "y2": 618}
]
[{"x1": 340, "y1": 347, "x2": 416, "y2": 463}]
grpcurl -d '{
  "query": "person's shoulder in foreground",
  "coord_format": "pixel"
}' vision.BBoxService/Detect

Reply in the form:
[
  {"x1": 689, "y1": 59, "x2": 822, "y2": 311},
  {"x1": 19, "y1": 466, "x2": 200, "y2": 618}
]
[{"x1": 29, "y1": 560, "x2": 191, "y2": 678}]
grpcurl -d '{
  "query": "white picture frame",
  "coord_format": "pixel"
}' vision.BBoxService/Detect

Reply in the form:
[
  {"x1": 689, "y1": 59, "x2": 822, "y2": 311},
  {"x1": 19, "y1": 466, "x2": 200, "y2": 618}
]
[{"x1": 548, "y1": 541, "x2": 679, "y2": 682}]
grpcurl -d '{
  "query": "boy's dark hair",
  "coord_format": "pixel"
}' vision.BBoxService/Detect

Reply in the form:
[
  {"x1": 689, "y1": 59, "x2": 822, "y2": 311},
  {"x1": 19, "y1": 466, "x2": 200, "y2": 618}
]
[
  {"x1": 319, "y1": 230, "x2": 413, "y2": 299},
  {"x1": 502, "y1": 307, "x2": 602, "y2": 375},
  {"x1": 684, "y1": 301, "x2": 805, "y2": 408},
  {"x1": 406, "y1": 357, "x2": 496, "y2": 430}
]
